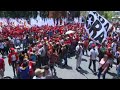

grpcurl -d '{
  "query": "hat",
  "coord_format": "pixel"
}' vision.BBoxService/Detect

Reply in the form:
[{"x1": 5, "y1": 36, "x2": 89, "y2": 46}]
[
  {"x1": 49, "y1": 42, "x2": 52, "y2": 44},
  {"x1": 66, "y1": 37, "x2": 69, "y2": 39},
  {"x1": 35, "y1": 69, "x2": 45, "y2": 76},
  {"x1": 10, "y1": 48, "x2": 15, "y2": 51},
  {"x1": 108, "y1": 47, "x2": 111, "y2": 49},
  {"x1": 78, "y1": 41, "x2": 83, "y2": 44},
  {"x1": 92, "y1": 44, "x2": 96, "y2": 47},
  {"x1": 30, "y1": 52, "x2": 34, "y2": 55},
  {"x1": 56, "y1": 42, "x2": 59, "y2": 45},
  {"x1": 44, "y1": 37, "x2": 47, "y2": 40},
  {"x1": 38, "y1": 43, "x2": 43, "y2": 48}
]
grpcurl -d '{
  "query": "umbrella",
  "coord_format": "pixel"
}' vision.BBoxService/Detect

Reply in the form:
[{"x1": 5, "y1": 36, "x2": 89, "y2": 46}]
[
  {"x1": 65, "y1": 30, "x2": 75, "y2": 35},
  {"x1": 15, "y1": 46, "x2": 20, "y2": 49},
  {"x1": 116, "y1": 29, "x2": 120, "y2": 33}
]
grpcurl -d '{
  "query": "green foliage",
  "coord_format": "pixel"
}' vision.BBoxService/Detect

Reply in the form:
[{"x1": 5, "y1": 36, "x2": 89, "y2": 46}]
[{"x1": 98, "y1": 11, "x2": 113, "y2": 20}]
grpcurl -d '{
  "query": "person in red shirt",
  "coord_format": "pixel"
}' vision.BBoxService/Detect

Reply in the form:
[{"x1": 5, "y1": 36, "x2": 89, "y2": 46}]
[
  {"x1": 75, "y1": 34, "x2": 79, "y2": 42},
  {"x1": 106, "y1": 47, "x2": 114, "y2": 70},
  {"x1": 0, "y1": 56, "x2": 5, "y2": 78},
  {"x1": 27, "y1": 46, "x2": 33, "y2": 58},
  {"x1": 107, "y1": 39, "x2": 112, "y2": 48},
  {"x1": 47, "y1": 48, "x2": 58, "y2": 76},
  {"x1": 107, "y1": 34, "x2": 112, "y2": 41},
  {"x1": 106, "y1": 47, "x2": 114, "y2": 59},
  {"x1": 98, "y1": 54, "x2": 109, "y2": 79},
  {"x1": 83, "y1": 39, "x2": 89, "y2": 56},
  {"x1": 8, "y1": 48, "x2": 18, "y2": 77}
]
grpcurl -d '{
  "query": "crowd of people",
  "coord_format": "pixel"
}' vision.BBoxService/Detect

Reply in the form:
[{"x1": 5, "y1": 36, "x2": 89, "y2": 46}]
[{"x1": 0, "y1": 18, "x2": 120, "y2": 79}]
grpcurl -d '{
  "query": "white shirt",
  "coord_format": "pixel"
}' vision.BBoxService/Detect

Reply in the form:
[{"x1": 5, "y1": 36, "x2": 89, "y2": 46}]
[
  {"x1": 16, "y1": 39, "x2": 20, "y2": 44},
  {"x1": 115, "y1": 51, "x2": 120, "y2": 58},
  {"x1": 111, "y1": 42, "x2": 117, "y2": 52},
  {"x1": 90, "y1": 48, "x2": 98, "y2": 60},
  {"x1": 38, "y1": 47, "x2": 46, "y2": 57},
  {"x1": 60, "y1": 39, "x2": 64, "y2": 45},
  {"x1": 11, "y1": 54, "x2": 16, "y2": 61},
  {"x1": 76, "y1": 45, "x2": 83, "y2": 56},
  {"x1": 0, "y1": 42, "x2": 4, "y2": 49},
  {"x1": 11, "y1": 39, "x2": 15, "y2": 44}
]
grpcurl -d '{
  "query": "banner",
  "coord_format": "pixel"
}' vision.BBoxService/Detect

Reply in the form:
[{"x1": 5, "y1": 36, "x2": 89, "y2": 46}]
[{"x1": 85, "y1": 11, "x2": 112, "y2": 43}]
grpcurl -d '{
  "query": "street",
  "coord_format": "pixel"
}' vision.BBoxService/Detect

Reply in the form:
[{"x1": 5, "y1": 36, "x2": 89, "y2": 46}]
[
  {"x1": 0, "y1": 11, "x2": 119, "y2": 79},
  {"x1": 4, "y1": 52, "x2": 117, "y2": 79}
]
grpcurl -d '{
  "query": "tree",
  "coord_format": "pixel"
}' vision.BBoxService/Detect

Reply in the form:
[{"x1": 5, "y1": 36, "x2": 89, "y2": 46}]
[
  {"x1": 98, "y1": 11, "x2": 104, "y2": 15},
  {"x1": 98, "y1": 11, "x2": 113, "y2": 20}
]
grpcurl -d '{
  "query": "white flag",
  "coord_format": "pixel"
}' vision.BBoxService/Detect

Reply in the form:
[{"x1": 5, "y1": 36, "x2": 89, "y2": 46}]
[{"x1": 85, "y1": 11, "x2": 112, "y2": 43}]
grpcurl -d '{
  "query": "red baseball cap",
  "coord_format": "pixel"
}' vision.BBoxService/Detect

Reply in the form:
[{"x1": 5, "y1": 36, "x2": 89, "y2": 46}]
[
  {"x1": 44, "y1": 37, "x2": 47, "y2": 40},
  {"x1": 10, "y1": 48, "x2": 15, "y2": 51},
  {"x1": 92, "y1": 44, "x2": 96, "y2": 47},
  {"x1": 38, "y1": 43, "x2": 43, "y2": 48}
]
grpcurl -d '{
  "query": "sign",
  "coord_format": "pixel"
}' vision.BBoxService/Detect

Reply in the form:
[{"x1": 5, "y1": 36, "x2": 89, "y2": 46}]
[{"x1": 85, "y1": 11, "x2": 112, "y2": 43}]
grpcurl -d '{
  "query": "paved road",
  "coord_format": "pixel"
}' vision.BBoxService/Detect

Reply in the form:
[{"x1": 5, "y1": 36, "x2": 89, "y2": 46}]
[
  {"x1": 4, "y1": 53, "x2": 117, "y2": 79},
  {"x1": 55, "y1": 55, "x2": 117, "y2": 79}
]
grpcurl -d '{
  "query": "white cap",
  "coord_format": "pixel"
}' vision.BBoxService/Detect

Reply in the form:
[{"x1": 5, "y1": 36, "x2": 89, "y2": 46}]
[{"x1": 78, "y1": 41, "x2": 83, "y2": 44}]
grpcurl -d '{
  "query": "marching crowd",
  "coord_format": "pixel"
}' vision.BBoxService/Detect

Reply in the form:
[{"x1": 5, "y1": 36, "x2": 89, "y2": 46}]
[{"x1": 0, "y1": 20, "x2": 120, "y2": 79}]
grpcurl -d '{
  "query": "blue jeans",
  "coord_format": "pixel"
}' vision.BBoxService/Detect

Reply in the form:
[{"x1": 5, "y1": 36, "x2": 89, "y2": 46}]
[
  {"x1": 63, "y1": 54, "x2": 68, "y2": 65},
  {"x1": 117, "y1": 67, "x2": 120, "y2": 77},
  {"x1": 98, "y1": 68, "x2": 107, "y2": 79}
]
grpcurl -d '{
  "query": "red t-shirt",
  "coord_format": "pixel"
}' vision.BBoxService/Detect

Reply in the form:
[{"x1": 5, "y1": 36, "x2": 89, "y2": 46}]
[
  {"x1": 29, "y1": 61, "x2": 34, "y2": 76},
  {"x1": 8, "y1": 52, "x2": 18, "y2": 64},
  {"x1": 55, "y1": 38, "x2": 60, "y2": 42},
  {"x1": 0, "y1": 58, "x2": 4, "y2": 70},
  {"x1": 107, "y1": 37, "x2": 112, "y2": 41},
  {"x1": 75, "y1": 36, "x2": 79, "y2": 42},
  {"x1": 106, "y1": 50, "x2": 113, "y2": 58},
  {"x1": 66, "y1": 40, "x2": 71, "y2": 45},
  {"x1": 107, "y1": 43, "x2": 112, "y2": 48},
  {"x1": 84, "y1": 40, "x2": 89, "y2": 48}
]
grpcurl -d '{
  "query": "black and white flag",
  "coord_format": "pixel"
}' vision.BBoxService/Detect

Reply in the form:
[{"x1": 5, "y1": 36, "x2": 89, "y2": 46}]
[{"x1": 85, "y1": 11, "x2": 112, "y2": 43}]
